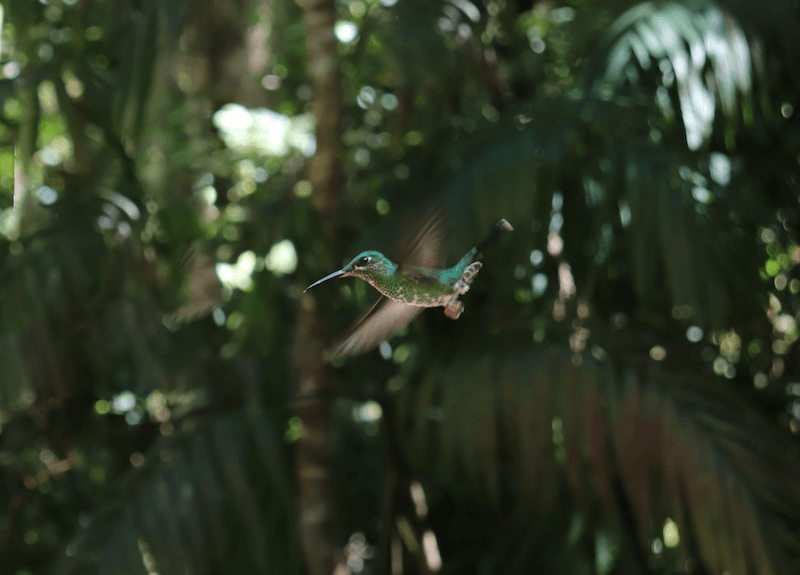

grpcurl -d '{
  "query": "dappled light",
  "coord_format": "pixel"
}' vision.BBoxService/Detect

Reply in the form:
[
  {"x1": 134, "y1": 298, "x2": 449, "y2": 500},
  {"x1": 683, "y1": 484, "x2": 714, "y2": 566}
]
[
  {"x1": 1, "y1": 0, "x2": 800, "y2": 574},
  {"x1": 590, "y1": 0, "x2": 757, "y2": 150},
  {"x1": 213, "y1": 104, "x2": 317, "y2": 158}
]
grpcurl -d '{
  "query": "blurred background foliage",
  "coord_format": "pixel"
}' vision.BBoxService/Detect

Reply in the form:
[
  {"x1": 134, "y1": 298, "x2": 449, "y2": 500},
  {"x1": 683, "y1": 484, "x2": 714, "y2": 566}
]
[{"x1": 1, "y1": 0, "x2": 800, "y2": 574}]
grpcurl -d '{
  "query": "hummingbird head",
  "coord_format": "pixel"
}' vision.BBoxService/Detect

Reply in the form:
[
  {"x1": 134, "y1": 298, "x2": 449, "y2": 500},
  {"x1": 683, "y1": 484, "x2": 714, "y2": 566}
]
[
  {"x1": 341, "y1": 251, "x2": 396, "y2": 282},
  {"x1": 303, "y1": 251, "x2": 397, "y2": 292}
]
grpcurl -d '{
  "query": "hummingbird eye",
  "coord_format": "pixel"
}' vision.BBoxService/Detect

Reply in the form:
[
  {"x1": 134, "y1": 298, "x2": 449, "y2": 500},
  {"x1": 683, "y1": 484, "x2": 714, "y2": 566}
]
[{"x1": 355, "y1": 256, "x2": 371, "y2": 268}]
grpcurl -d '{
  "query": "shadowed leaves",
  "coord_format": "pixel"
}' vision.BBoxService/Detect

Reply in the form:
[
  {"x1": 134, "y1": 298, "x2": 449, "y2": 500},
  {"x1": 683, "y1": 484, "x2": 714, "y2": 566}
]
[
  {"x1": 396, "y1": 347, "x2": 800, "y2": 574},
  {"x1": 57, "y1": 412, "x2": 299, "y2": 575}
]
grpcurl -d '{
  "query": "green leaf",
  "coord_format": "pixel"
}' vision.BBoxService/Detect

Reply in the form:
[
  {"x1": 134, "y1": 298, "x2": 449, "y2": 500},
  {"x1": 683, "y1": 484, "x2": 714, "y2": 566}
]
[
  {"x1": 397, "y1": 346, "x2": 800, "y2": 574},
  {"x1": 58, "y1": 412, "x2": 300, "y2": 575}
]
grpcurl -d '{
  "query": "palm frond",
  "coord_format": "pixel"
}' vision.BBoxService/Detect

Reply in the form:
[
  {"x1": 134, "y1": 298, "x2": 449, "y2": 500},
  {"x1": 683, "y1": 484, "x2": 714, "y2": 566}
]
[
  {"x1": 396, "y1": 346, "x2": 800, "y2": 574},
  {"x1": 57, "y1": 411, "x2": 299, "y2": 575},
  {"x1": 413, "y1": 95, "x2": 769, "y2": 329},
  {"x1": 0, "y1": 213, "x2": 115, "y2": 407},
  {"x1": 0, "y1": 192, "x2": 173, "y2": 411},
  {"x1": 585, "y1": 0, "x2": 800, "y2": 149}
]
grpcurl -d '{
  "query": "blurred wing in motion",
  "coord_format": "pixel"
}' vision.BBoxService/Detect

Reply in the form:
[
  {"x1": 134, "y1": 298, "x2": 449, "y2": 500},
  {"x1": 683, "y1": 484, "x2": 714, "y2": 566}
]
[
  {"x1": 395, "y1": 200, "x2": 451, "y2": 270},
  {"x1": 325, "y1": 202, "x2": 451, "y2": 361},
  {"x1": 325, "y1": 298, "x2": 422, "y2": 361}
]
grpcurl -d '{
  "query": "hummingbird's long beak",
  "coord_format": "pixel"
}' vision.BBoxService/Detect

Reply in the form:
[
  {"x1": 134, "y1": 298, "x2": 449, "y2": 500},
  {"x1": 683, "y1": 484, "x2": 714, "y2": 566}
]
[{"x1": 304, "y1": 269, "x2": 348, "y2": 292}]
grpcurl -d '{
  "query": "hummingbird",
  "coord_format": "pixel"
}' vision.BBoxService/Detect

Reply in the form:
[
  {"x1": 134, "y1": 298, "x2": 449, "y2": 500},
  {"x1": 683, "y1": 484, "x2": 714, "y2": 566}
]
[{"x1": 304, "y1": 217, "x2": 513, "y2": 361}]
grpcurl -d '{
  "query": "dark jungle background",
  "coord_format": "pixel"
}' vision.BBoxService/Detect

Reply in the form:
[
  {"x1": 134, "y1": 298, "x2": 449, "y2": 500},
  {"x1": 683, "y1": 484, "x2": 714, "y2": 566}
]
[{"x1": 2, "y1": 0, "x2": 800, "y2": 574}]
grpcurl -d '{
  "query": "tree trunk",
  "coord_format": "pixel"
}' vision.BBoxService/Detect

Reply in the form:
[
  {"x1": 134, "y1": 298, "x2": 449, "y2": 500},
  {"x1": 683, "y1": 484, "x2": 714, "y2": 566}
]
[{"x1": 293, "y1": 1, "x2": 342, "y2": 574}]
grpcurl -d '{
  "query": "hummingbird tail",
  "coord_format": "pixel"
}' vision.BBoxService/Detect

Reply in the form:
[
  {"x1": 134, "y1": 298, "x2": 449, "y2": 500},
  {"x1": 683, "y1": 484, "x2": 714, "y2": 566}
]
[{"x1": 474, "y1": 219, "x2": 514, "y2": 261}]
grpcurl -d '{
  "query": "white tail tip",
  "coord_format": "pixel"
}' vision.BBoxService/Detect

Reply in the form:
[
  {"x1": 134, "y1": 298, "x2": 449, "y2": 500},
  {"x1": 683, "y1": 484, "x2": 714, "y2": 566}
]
[{"x1": 498, "y1": 219, "x2": 513, "y2": 231}]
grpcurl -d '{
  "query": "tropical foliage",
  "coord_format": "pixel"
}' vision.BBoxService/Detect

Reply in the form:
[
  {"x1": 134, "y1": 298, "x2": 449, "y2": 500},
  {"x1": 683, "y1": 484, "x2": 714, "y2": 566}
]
[{"x1": 1, "y1": 0, "x2": 800, "y2": 574}]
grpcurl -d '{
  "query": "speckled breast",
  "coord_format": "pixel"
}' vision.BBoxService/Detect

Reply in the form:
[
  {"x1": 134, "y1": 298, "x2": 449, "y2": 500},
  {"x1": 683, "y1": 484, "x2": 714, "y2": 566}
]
[{"x1": 370, "y1": 276, "x2": 456, "y2": 308}]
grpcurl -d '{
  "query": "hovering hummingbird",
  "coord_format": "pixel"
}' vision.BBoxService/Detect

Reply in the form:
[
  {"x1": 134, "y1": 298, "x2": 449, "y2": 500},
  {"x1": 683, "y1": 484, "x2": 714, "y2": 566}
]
[{"x1": 304, "y1": 217, "x2": 513, "y2": 361}]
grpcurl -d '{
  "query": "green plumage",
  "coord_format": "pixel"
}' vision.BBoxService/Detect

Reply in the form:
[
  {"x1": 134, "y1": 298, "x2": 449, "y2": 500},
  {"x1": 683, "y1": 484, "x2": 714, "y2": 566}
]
[
  {"x1": 351, "y1": 249, "x2": 478, "y2": 307},
  {"x1": 303, "y1": 219, "x2": 512, "y2": 359}
]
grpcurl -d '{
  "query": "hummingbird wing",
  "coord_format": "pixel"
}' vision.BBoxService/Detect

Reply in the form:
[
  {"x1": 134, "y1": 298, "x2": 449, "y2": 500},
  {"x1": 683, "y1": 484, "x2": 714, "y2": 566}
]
[
  {"x1": 324, "y1": 201, "x2": 452, "y2": 361},
  {"x1": 395, "y1": 201, "x2": 451, "y2": 270},
  {"x1": 324, "y1": 297, "x2": 422, "y2": 361}
]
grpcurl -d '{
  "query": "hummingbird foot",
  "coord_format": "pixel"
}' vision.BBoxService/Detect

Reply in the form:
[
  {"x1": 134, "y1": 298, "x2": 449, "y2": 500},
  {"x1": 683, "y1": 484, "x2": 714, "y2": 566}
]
[
  {"x1": 454, "y1": 262, "x2": 483, "y2": 295},
  {"x1": 444, "y1": 299, "x2": 464, "y2": 319}
]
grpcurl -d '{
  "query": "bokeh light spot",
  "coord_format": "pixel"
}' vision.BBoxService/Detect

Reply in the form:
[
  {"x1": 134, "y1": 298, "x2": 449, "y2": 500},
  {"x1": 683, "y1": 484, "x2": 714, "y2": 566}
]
[
  {"x1": 2, "y1": 61, "x2": 20, "y2": 79},
  {"x1": 265, "y1": 240, "x2": 298, "y2": 275},
  {"x1": 36, "y1": 185, "x2": 58, "y2": 205},
  {"x1": 125, "y1": 410, "x2": 143, "y2": 425},
  {"x1": 353, "y1": 401, "x2": 383, "y2": 422},
  {"x1": 532, "y1": 273, "x2": 548, "y2": 296},
  {"x1": 112, "y1": 391, "x2": 136, "y2": 413},
  {"x1": 334, "y1": 21, "x2": 359, "y2": 44},
  {"x1": 262, "y1": 74, "x2": 280, "y2": 90},
  {"x1": 380, "y1": 93, "x2": 399, "y2": 110},
  {"x1": 217, "y1": 250, "x2": 258, "y2": 290},
  {"x1": 294, "y1": 180, "x2": 312, "y2": 197},
  {"x1": 663, "y1": 519, "x2": 680, "y2": 547},
  {"x1": 686, "y1": 326, "x2": 703, "y2": 342}
]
